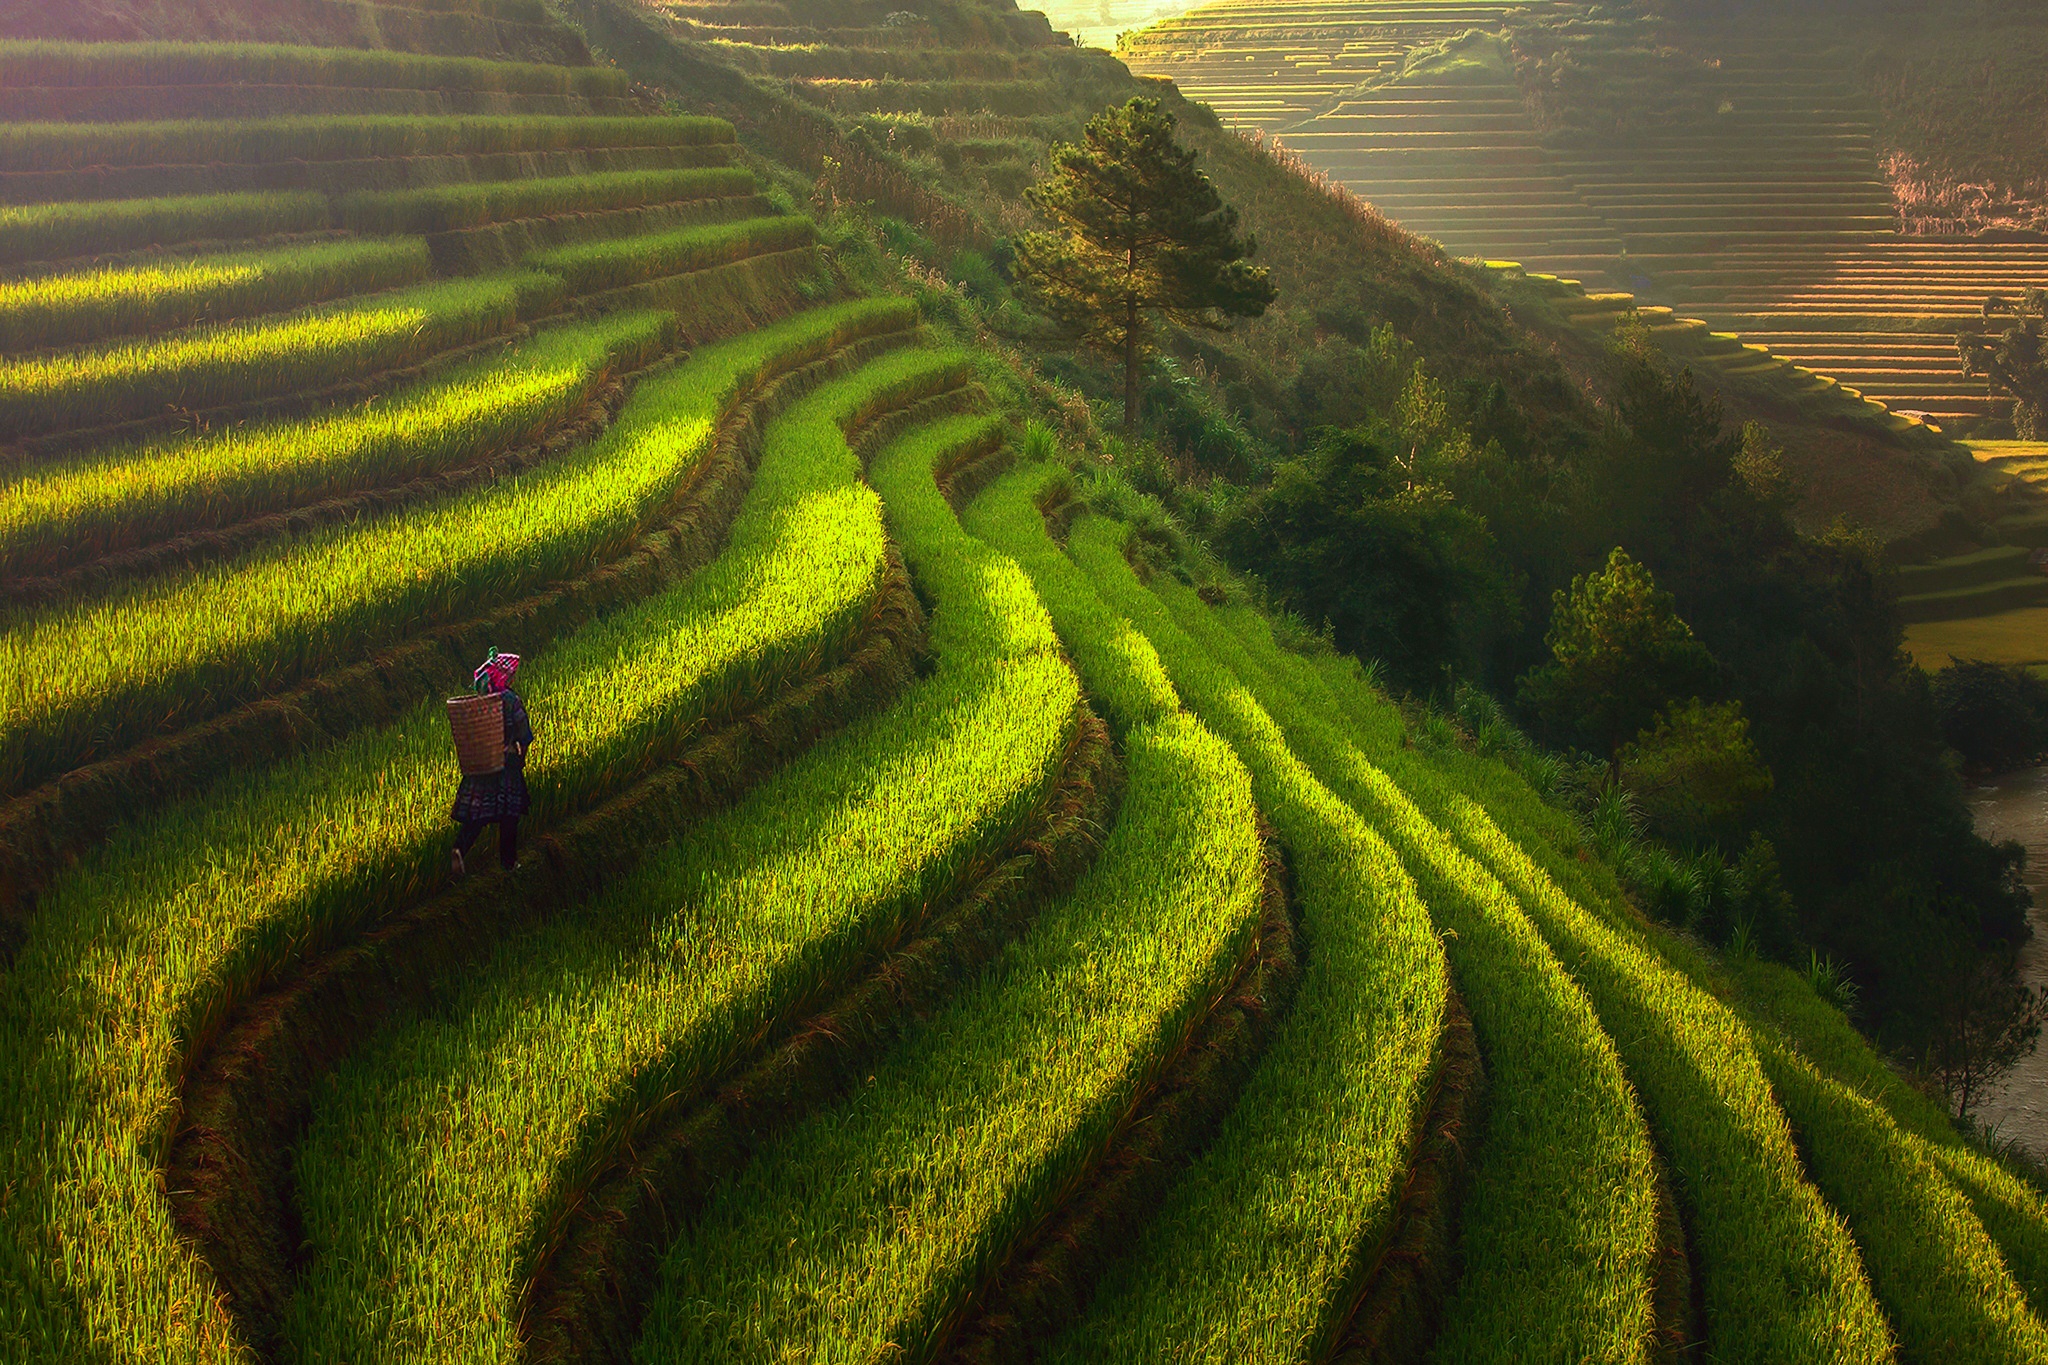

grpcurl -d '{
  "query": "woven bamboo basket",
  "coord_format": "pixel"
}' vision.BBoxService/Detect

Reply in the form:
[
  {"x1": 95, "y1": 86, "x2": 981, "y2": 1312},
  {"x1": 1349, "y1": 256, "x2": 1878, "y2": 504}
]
[{"x1": 447, "y1": 693, "x2": 505, "y2": 777}]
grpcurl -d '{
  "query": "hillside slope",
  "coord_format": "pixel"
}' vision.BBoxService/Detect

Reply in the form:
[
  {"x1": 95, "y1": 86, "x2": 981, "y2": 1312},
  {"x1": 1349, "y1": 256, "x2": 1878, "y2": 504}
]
[{"x1": 0, "y1": 3, "x2": 2045, "y2": 1363}]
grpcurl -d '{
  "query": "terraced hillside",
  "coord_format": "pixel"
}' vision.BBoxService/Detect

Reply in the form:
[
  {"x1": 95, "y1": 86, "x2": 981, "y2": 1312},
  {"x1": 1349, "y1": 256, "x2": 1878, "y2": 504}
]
[
  {"x1": 6, "y1": 4, "x2": 2048, "y2": 1363},
  {"x1": 1903, "y1": 441, "x2": 2048, "y2": 672},
  {"x1": 1115, "y1": 0, "x2": 2048, "y2": 437}
]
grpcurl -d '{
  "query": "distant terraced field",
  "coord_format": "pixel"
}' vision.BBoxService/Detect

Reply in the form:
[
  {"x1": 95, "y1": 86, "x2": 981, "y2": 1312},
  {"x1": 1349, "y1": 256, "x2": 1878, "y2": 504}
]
[
  {"x1": 1113, "y1": 0, "x2": 2048, "y2": 438},
  {"x1": 1903, "y1": 441, "x2": 2048, "y2": 671}
]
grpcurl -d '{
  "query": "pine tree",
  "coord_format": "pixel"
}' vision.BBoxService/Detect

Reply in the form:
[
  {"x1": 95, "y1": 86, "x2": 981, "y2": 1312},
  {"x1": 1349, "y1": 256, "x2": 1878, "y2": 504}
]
[
  {"x1": 1517, "y1": 547, "x2": 1720, "y2": 764},
  {"x1": 1014, "y1": 97, "x2": 1275, "y2": 430}
]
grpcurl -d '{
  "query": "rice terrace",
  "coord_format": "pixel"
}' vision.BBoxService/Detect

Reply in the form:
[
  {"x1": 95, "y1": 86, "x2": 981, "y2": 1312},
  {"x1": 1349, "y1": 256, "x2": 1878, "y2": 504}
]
[{"x1": 2, "y1": 0, "x2": 2048, "y2": 1359}]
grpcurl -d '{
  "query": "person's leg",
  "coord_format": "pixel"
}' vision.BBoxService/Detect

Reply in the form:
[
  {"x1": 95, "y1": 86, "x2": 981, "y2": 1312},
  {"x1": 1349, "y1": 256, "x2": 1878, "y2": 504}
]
[
  {"x1": 453, "y1": 820, "x2": 485, "y2": 875},
  {"x1": 497, "y1": 816, "x2": 519, "y2": 870}
]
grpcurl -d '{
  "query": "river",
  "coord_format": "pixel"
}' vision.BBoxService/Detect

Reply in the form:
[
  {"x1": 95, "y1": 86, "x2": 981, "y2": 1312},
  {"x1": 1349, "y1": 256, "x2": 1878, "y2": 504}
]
[{"x1": 1971, "y1": 765, "x2": 2048, "y2": 1159}]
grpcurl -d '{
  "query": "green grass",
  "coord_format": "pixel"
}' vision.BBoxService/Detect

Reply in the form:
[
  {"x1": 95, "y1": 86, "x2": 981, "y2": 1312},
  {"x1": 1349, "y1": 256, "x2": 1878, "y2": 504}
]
[
  {"x1": 0, "y1": 115, "x2": 733, "y2": 173},
  {"x1": 0, "y1": 295, "x2": 913, "y2": 797},
  {"x1": 968, "y1": 466, "x2": 1660, "y2": 1360},
  {"x1": 526, "y1": 215, "x2": 817, "y2": 294},
  {"x1": 1711, "y1": 949, "x2": 2048, "y2": 1323},
  {"x1": 960, "y1": 470, "x2": 1180, "y2": 735},
  {"x1": 1754, "y1": 1039, "x2": 2048, "y2": 1361},
  {"x1": 282, "y1": 374, "x2": 1085, "y2": 1364},
  {"x1": 1905, "y1": 607, "x2": 2048, "y2": 670},
  {"x1": 0, "y1": 40, "x2": 632, "y2": 96},
  {"x1": 1144, "y1": 567, "x2": 1665, "y2": 1362},
  {"x1": 0, "y1": 268, "x2": 559, "y2": 439},
  {"x1": 1269, "y1": 637, "x2": 1900, "y2": 1361},
  {"x1": 0, "y1": 309, "x2": 923, "y2": 1365},
  {"x1": 635, "y1": 709, "x2": 1259, "y2": 1361},
  {"x1": 0, "y1": 309, "x2": 675, "y2": 578},
  {"x1": 0, "y1": 190, "x2": 330, "y2": 267},
  {"x1": 0, "y1": 236, "x2": 431, "y2": 352},
  {"x1": 628, "y1": 417, "x2": 1261, "y2": 1361},
  {"x1": 1003, "y1": 506, "x2": 1445, "y2": 1362},
  {"x1": 337, "y1": 167, "x2": 757, "y2": 234}
]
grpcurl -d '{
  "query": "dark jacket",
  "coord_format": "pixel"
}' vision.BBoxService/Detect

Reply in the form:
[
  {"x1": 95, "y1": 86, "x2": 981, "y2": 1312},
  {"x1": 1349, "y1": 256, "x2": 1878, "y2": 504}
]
[{"x1": 450, "y1": 689, "x2": 533, "y2": 823}]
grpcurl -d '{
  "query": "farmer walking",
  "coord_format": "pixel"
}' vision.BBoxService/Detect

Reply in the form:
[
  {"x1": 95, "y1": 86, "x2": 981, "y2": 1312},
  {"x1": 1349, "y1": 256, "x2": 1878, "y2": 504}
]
[{"x1": 451, "y1": 648, "x2": 533, "y2": 875}]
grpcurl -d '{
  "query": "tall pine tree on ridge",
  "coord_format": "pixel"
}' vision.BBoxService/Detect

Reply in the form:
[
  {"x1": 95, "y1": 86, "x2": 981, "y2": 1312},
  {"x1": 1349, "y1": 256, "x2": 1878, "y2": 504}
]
[{"x1": 1016, "y1": 97, "x2": 1276, "y2": 430}]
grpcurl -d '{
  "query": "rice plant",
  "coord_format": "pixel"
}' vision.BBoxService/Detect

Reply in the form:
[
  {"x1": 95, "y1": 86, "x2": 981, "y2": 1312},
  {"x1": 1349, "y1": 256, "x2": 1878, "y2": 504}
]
[
  {"x1": 0, "y1": 191, "x2": 330, "y2": 268},
  {"x1": 1017, "y1": 509, "x2": 1447, "y2": 1362},
  {"x1": 634, "y1": 713, "x2": 1258, "y2": 1362},
  {"x1": 1756, "y1": 1040, "x2": 2048, "y2": 1361},
  {"x1": 0, "y1": 114, "x2": 733, "y2": 173},
  {"x1": 280, "y1": 378, "x2": 1083, "y2": 1365},
  {"x1": 337, "y1": 167, "x2": 756, "y2": 234},
  {"x1": 0, "y1": 40, "x2": 632, "y2": 97},
  {"x1": 0, "y1": 295, "x2": 915, "y2": 797},
  {"x1": 0, "y1": 236, "x2": 431, "y2": 351},
  {"x1": 1, "y1": 309, "x2": 675, "y2": 577},
  {"x1": 0, "y1": 312, "x2": 925, "y2": 1365},
  {"x1": 1148, "y1": 570, "x2": 1665, "y2": 1362},
  {"x1": 1724, "y1": 954, "x2": 2048, "y2": 1316},
  {"x1": 525, "y1": 214, "x2": 818, "y2": 294},
  {"x1": 969, "y1": 467, "x2": 1659, "y2": 1360},
  {"x1": 0, "y1": 269, "x2": 559, "y2": 439},
  {"x1": 960, "y1": 466, "x2": 1180, "y2": 736},
  {"x1": 1288, "y1": 645, "x2": 1900, "y2": 1361}
]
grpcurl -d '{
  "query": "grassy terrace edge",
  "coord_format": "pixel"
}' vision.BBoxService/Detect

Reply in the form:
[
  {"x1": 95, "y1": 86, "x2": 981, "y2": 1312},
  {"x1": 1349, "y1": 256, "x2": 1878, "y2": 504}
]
[
  {"x1": 277, "y1": 357, "x2": 1095, "y2": 1362},
  {"x1": 0, "y1": 303, "x2": 941, "y2": 1361}
]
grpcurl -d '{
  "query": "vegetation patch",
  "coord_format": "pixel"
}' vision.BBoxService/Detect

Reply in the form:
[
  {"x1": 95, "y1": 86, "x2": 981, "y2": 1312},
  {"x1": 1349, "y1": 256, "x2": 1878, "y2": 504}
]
[
  {"x1": 1028, "y1": 511, "x2": 1446, "y2": 1363},
  {"x1": 0, "y1": 295, "x2": 913, "y2": 924},
  {"x1": 170, "y1": 557, "x2": 923, "y2": 1349},
  {"x1": 279, "y1": 361, "x2": 1087, "y2": 1365},
  {"x1": 1156, "y1": 575, "x2": 1664, "y2": 1363},
  {"x1": 0, "y1": 267, "x2": 558, "y2": 440},
  {"x1": 632, "y1": 707, "x2": 1261, "y2": 1363},
  {"x1": 0, "y1": 308, "x2": 674, "y2": 580},
  {"x1": 0, "y1": 297, "x2": 908, "y2": 798},
  {"x1": 1332, "y1": 681, "x2": 1896, "y2": 1360},
  {"x1": 629, "y1": 425, "x2": 1270, "y2": 1360},
  {"x1": 0, "y1": 313, "x2": 930, "y2": 1360},
  {"x1": 1758, "y1": 1039, "x2": 2048, "y2": 1361},
  {"x1": 337, "y1": 165, "x2": 755, "y2": 233},
  {"x1": 0, "y1": 189, "x2": 330, "y2": 266},
  {"x1": 0, "y1": 39, "x2": 632, "y2": 96},
  {"x1": 0, "y1": 113, "x2": 731, "y2": 173},
  {"x1": 525, "y1": 212, "x2": 815, "y2": 293}
]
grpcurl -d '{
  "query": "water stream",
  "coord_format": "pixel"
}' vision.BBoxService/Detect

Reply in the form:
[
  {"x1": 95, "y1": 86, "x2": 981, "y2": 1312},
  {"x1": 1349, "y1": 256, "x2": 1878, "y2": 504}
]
[{"x1": 1970, "y1": 765, "x2": 2048, "y2": 1159}]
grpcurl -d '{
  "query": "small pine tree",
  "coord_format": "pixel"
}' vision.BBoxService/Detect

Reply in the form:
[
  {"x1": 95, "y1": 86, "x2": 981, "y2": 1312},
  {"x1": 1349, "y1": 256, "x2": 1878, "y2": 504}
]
[
  {"x1": 1015, "y1": 97, "x2": 1276, "y2": 430},
  {"x1": 1517, "y1": 546, "x2": 1720, "y2": 764}
]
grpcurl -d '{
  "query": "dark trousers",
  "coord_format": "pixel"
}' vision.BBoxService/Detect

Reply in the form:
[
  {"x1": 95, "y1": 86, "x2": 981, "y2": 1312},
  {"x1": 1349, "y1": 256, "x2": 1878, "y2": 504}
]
[{"x1": 456, "y1": 816, "x2": 519, "y2": 869}]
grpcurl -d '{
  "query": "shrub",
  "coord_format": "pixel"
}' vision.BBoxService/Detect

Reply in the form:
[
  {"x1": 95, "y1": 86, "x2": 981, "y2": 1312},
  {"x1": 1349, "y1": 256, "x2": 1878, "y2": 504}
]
[{"x1": 1933, "y1": 658, "x2": 2048, "y2": 773}]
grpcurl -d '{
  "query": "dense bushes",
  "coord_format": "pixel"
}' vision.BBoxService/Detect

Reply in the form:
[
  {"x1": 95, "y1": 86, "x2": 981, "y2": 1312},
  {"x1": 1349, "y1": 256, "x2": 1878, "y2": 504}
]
[
  {"x1": 1202, "y1": 313, "x2": 2036, "y2": 1082},
  {"x1": 1218, "y1": 423, "x2": 1508, "y2": 692},
  {"x1": 1933, "y1": 658, "x2": 2048, "y2": 773}
]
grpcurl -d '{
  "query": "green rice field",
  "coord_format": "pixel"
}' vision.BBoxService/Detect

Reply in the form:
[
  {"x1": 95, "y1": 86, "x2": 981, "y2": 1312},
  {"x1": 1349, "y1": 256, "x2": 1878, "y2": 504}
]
[{"x1": 4, "y1": 8, "x2": 2045, "y2": 1364}]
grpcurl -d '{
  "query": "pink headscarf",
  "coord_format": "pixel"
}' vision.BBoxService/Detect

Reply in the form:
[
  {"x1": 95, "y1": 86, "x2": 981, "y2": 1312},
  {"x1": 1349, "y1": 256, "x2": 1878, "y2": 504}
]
[{"x1": 473, "y1": 649, "x2": 521, "y2": 694}]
